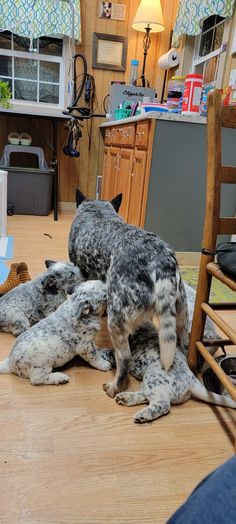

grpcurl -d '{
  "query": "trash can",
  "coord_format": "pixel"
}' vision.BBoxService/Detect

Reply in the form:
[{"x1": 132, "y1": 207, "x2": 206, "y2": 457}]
[{"x1": 0, "y1": 145, "x2": 54, "y2": 215}]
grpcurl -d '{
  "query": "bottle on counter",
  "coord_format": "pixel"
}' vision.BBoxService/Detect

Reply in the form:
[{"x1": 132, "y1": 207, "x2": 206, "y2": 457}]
[{"x1": 129, "y1": 59, "x2": 139, "y2": 86}]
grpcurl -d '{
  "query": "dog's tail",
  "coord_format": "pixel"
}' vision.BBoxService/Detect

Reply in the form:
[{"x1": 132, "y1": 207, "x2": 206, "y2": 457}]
[
  {"x1": 154, "y1": 272, "x2": 189, "y2": 372},
  {"x1": 191, "y1": 376, "x2": 236, "y2": 408},
  {"x1": 154, "y1": 279, "x2": 179, "y2": 372},
  {"x1": 0, "y1": 356, "x2": 11, "y2": 374}
]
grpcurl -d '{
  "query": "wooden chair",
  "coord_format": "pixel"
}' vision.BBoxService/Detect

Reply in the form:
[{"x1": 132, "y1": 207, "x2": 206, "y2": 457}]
[{"x1": 188, "y1": 89, "x2": 236, "y2": 402}]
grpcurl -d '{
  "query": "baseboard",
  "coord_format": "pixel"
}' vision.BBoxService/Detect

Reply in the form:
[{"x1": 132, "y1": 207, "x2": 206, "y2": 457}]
[
  {"x1": 59, "y1": 202, "x2": 76, "y2": 212},
  {"x1": 176, "y1": 252, "x2": 201, "y2": 266}
]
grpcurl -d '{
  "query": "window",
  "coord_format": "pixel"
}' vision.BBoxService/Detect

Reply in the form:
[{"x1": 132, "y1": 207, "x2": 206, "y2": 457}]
[
  {"x1": 192, "y1": 15, "x2": 230, "y2": 86},
  {"x1": 0, "y1": 31, "x2": 66, "y2": 109}
]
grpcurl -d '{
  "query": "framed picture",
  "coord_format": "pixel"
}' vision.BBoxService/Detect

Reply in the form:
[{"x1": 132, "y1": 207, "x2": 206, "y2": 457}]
[
  {"x1": 92, "y1": 33, "x2": 127, "y2": 71},
  {"x1": 99, "y1": 2, "x2": 126, "y2": 21}
]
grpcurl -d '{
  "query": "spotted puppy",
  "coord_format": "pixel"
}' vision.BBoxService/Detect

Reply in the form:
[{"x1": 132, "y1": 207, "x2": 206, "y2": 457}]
[
  {"x1": 0, "y1": 280, "x2": 114, "y2": 385},
  {"x1": 0, "y1": 261, "x2": 84, "y2": 336},
  {"x1": 69, "y1": 191, "x2": 189, "y2": 398},
  {"x1": 115, "y1": 283, "x2": 236, "y2": 423}
]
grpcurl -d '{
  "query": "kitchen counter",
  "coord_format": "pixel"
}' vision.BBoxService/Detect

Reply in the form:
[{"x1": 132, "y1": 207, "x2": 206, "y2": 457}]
[{"x1": 100, "y1": 111, "x2": 207, "y2": 128}]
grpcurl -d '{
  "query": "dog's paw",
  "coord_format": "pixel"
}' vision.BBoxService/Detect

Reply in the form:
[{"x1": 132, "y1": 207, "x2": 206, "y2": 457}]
[
  {"x1": 115, "y1": 392, "x2": 130, "y2": 406},
  {"x1": 103, "y1": 381, "x2": 118, "y2": 398},
  {"x1": 49, "y1": 372, "x2": 69, "y2": 385},
  {"x1": 133, "y1": 413, "x2": 147, "y2": 424},
  {"x1": 96, "y1": 349, "x2": 115, "y2": 371}
]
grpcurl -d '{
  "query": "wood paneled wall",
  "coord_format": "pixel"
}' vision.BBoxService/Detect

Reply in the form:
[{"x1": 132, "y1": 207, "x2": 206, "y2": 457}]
[
  {"x1": 61, "y1": 0, "x2": 178, "y2": 204},
  {"x1": 0, "y1": 0, "x2": 178, "y2": 205}
]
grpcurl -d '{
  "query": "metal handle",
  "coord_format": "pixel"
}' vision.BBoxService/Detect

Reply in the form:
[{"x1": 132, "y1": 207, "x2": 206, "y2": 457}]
[{"x1": 95, "y1": 175, "x2": 102, "y2": 200}]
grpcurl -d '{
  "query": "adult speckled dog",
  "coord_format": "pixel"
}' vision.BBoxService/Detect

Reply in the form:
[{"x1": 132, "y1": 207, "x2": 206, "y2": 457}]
[
  {"x1": 0, "y1": 261, "x2": 84, "y2": 336},
  {"x1": 68, "y1": 191, "x2": 189, "y2": 398},
  {"x1": 115, "y1": 283, "x2": 236, "y2": 423},
  {"x1": 0, "y1": 280, "x2": 114, "y2": 385}
]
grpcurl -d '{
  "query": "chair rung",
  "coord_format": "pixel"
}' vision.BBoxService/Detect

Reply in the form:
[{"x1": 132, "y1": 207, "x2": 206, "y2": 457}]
[
  {"x1": 196, "y1": 341, "x2": 236, "y2": 401},
  {"x1": 203, "y1": 338, "x2": 232, "y2": 347},
  {"x1": 209, "y1": 302, "x2": 236, "y2": 310},
  {"x1": 221, "y1": 166, "x2": 236, "y2": 183},
  {"x1": 219, "y1": 218, "x2": 236, "y2": 234},
  {"x1": 201, "y1": 303, "x2": 236, "y2": 344},
  {"x1": 207, "y1": 262, "x2": 236, "y2": 292}
]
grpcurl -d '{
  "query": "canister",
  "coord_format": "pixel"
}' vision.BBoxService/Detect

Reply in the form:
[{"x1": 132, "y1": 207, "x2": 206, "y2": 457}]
[{"x1": 182, "y1": 74, "x2": 203, "y2": 114}]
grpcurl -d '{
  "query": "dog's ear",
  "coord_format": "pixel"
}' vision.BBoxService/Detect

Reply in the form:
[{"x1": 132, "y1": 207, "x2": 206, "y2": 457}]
[
  {"x1": 76, "y1": 300, "x2": 93, "y2": 317},
  {"x1": 45, "y1": 259, "x2": 56, "y2": 269},
  {"x1": 41, "y1": 274, "x2": 57, "y2": 292},
  {"x1": 110, "y1": 193, "x2": 122, "y2": 213},
  {"x1": 76, "y1": 189, "x2": 86, "y2": 208}
]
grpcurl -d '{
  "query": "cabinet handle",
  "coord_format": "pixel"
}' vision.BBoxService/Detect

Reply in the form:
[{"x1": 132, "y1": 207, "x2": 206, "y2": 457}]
[
  {"x1": 115, "y1": 154, "x2": 120, "y2": 171},
  {"x1": 117, "y1": 154, "x2": 121, "y2": 172},
  {"x1": 131, "y1": 157, "x2": 136, "y2": 177},
  {"x1": 137, "y1": 130, "x2": 144, "y2": 139}
]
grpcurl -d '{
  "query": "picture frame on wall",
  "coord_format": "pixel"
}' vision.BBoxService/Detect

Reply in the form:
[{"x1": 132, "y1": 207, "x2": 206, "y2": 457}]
[
  {"x1": 92, "y1": 33, "x2": 127, "y2": 71},
  {"x1": 99, "y1": 2, "x2": 126, "y2": 21}
]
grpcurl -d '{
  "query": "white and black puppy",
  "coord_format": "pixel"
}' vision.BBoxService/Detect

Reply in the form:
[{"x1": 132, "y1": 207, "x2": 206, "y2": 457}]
[
  {"x1": 0, "y1": 280, "x2": 114, "y2": 385},
  {"x1": 115, "y1": 283, "x2": 236, "y2": 423},
  {"x1": 69, "y1": 191, "x2": 189, "y2": 399},
  {"x1": 0, "y1": 261, "x2": 84, "y2": 336}
]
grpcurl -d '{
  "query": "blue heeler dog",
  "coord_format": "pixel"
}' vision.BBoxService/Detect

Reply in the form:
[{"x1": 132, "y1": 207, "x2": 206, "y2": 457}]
[{"x1": 68, "y1": 191, "x2": 189, "y2": 398}]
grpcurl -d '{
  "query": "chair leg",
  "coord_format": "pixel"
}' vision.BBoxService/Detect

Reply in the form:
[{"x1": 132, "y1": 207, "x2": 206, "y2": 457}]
[{"x1": 188, "y1": 255, "x2": 213, "y2": 372}]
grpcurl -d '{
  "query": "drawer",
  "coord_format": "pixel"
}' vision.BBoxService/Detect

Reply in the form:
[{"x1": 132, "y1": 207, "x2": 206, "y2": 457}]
[
  {"x1": 135, "y1": 122, "x2": 150, "y2": 149},
  {"x1": 110, "y1": 124, "x2": 135, "y2": 147}
]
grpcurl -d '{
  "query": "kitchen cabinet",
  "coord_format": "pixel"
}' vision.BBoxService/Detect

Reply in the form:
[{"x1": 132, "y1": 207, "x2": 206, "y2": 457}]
[
  {"x1": 101, "y1": 113, "x2": 236, "y2": 252},
  {"x1": 101, "y1": 120, "x2": 152, "y2": 226}
]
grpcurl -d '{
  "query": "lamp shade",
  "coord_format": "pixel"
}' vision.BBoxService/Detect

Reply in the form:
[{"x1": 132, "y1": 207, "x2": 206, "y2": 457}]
[{"x1": 132, "y1": 0, "x2": 165, "y2": 33}]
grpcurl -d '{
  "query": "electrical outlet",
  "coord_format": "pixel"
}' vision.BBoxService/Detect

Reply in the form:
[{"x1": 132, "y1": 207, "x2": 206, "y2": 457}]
[{"x1": 229, "y1": 68, "x2": 236, "y2": 86}]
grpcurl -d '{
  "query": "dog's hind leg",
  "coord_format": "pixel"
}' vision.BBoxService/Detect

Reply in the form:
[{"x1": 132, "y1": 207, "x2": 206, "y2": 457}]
[
  {"x1": 115, "y1": 388, "x2": 147, "y2": 406},
  {"x1": 134, "y1": 398, "x2": 170, "y2": 423},
  {"x1": 103, "y1": 329, "x2": 131, "y2": 398},
  {"x1": 134, "y1": 373, "x2": 172, "y2": 422},
  {"x1": 29, "y1": 367, "x2": 69, "y2": 385},
  {"x1": 158, "y1": 304, "x2": 177, "y2": 372}
]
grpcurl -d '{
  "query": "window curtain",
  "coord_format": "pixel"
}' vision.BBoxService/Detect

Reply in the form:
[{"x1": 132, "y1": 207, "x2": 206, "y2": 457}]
[
  {"x1": 0, "y1": 0, "x2": 81, "y2": 41},
  {"x1": 172, "y1": 0, "x2": 235, "y2": 46}
]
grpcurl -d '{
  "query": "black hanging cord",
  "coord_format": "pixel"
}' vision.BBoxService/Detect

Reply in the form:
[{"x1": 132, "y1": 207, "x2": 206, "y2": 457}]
[{"x1": 68, "y1": 53, "x2": 87, "y2": 110}]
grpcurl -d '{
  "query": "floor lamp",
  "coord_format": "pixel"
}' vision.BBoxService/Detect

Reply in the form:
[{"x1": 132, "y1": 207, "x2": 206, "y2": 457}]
[{"x1": 132, "y1": 0, "x2": 165, "y2": 87}]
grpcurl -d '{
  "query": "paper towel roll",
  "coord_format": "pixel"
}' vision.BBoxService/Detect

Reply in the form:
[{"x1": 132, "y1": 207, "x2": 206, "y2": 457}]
[{"x1": 158, "y1": 48, "x2": 180, "y2": 70}]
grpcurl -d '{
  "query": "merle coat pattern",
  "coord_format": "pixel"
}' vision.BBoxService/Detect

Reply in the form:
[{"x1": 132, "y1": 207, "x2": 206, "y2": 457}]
[
  {"x1": 0, "y1": 280, "x2": 114, "y2": 385},
  {"x1": 116, "y1": 283, "x2": 236, "y2": 423},
  {"x1": 68, "y1": 191, "x2": 189, "y2": 398},
  {"x1": 0, "y1": 261, "x2": 84, "y2": 336}
]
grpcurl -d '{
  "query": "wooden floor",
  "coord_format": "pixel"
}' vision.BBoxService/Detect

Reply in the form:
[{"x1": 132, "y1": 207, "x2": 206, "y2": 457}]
[{"x1": 0, "y1": 212, "x2": 236, "y2": 524}]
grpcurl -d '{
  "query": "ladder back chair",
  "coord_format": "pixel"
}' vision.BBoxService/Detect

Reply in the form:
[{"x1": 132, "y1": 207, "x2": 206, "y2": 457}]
[{"x1": 188, "y1": 89, "x2": 236, "y2": 402}]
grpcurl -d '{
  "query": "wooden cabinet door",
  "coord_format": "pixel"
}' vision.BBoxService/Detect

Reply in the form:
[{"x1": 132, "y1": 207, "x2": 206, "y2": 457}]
[
  {"x1": 127, "y1": 149, "x2": 147, "y2": 227},
  {"x1": 101, "y1": 146, "x2": 119, "y2": 201},
  {"x1": 115, "y1": 148, "x2": 133, "y2": 221}
]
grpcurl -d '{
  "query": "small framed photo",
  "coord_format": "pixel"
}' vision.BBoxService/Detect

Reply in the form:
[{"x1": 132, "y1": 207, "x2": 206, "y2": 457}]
[
  {"x1": 92, "y1": 33, "x2": 127, "y2": 71},
  {"x1": 99, "y1": 2, "x2": 126, "y2": 21}
]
